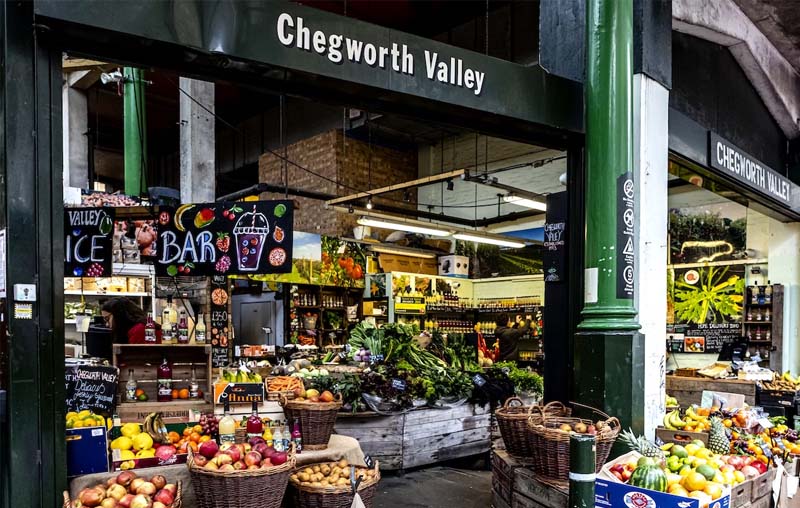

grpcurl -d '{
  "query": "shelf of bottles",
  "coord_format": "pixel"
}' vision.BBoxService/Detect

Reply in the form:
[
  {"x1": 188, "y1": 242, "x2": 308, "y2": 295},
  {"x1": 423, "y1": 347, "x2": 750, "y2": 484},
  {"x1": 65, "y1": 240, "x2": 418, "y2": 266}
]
[
  {"x1": 744, "y1": 283, "x2": 773, "y2": 344},
  {"x1": 288, "y1": 284, "x2": 363, "y2": 346}
]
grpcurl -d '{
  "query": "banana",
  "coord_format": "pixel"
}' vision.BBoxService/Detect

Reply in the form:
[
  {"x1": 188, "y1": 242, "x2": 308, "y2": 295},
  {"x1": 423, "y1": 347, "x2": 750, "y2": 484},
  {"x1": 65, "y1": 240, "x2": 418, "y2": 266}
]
[
  {"x1": 685, "y1": 406, "x2": 701, "y2": 422},
  {"x1": 669, "y1": 411, "x2": 687, "y2": 429},
  {"x1": 663, "y1": 412, "x2": 677, "y2": 430},
  {"x1": 153, "y1": 413, "x2": 169, "y2": 444},
  {"x1": 173, "y1": 204, "x2": 194, "y2": 233}
]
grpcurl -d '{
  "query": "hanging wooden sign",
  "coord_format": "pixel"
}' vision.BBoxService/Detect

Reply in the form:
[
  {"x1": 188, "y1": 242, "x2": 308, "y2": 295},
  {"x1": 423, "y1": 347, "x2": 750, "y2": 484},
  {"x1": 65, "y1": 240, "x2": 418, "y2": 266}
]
[{"x1": 65, "y1": 207, "x2": 115, "y2": 277}]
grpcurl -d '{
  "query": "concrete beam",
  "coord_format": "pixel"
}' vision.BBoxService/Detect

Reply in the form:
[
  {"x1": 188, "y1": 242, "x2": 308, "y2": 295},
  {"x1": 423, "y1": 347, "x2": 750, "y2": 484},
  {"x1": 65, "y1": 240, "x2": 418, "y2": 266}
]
[
  {"x1": 62, "y1": 73, "x2": 89, "y2": 190},
  {"x1": 179, "y1": 77, "x2": 216, "y2": 203},
  {"x1": 673, "y1": 0, "x2": 800, "y2": 139}
]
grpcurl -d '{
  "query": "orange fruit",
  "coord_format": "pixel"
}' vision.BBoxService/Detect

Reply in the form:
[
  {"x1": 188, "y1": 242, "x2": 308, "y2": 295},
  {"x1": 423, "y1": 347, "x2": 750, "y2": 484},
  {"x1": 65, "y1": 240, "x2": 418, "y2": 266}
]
[
  {"x1": 171, "y1": 389, "x2": 179, "y2": 400},
  {"x1": 189, "y1": 441, "x2": 198, "y2": 453},
  {"x1": 183, "y1": 427, "x2": 192, "y2": 437},
  {"x1": 135, "y1": 388, "x2": 144, "y2": 397},
  {"x1": 190, "y1": 432, "x2": 201, "y2": 443},
  {"x1": 199, "y1": 435, "x2": 211, "y2": 443},
  {"x1": 683, "y1": 472, "x2": 707, "y2": 492},
  {"x1": 179, "y1": 389, "x2": 190, "y2": 400},
  {"x1": 167, "y1": 431, "x2": 180, "y2": 443}
]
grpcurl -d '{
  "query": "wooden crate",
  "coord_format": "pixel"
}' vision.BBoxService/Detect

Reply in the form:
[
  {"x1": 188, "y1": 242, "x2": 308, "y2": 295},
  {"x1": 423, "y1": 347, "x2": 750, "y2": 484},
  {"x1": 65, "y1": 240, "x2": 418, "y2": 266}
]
[
  {"x1": 115, "y1": 400, "x2": 213, "y2": 424},
  {"x1": 492, "y1": 489, "x2": 512, "y2": 508},
  {"x1": 751, "y1": 469, "x2": 775, "y2": 502},
  {"x1": 655, "y1": 426, "x2": 709, "y2": 446},
  {"x1": 492, "y1": 471, "x2": 513, "y2": 506},
  {"x1": 492, "y1": 448, "x2": 523, "y2": 480},
  {"x1": 730, "y1": 478, "x2": 753, "y2": 508},
  {"x1": 113, "y1": 344, "x2": 213, "y2": 404},
  {"x1": 513, "y1": 467, "x2": 567, "y2": 508},
  {"x1": 666, "y1": 375, "x2": 757, "y2": 406},
  {"x1": 334, "y1": 413, "x2": 404, "y2": 470}
]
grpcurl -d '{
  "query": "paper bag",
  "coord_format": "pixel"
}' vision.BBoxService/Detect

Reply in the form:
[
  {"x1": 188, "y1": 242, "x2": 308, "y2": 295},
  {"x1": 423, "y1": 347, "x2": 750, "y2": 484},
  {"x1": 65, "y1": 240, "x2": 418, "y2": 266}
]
[{"x1": 350, "y1": 493, "x2": 366, "y2": 508}]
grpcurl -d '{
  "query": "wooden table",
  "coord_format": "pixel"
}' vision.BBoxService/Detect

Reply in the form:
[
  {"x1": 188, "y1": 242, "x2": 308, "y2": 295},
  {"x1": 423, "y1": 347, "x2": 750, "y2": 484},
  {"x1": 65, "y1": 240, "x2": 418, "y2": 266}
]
[{"x1": 666, "y1": 375, "x2": 757, "y2": 406}]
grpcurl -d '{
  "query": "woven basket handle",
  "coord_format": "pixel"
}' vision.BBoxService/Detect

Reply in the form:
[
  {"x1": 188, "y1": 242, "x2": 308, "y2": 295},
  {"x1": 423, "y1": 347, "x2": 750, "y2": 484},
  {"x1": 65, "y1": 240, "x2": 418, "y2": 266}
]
[
  {"x1": 527, "y1": 403, "x2": 546, "y2": 425},
  {"x1": 63, "y1": 491, "x2": 71, "y2": 508},
  {"x1": 335, "y1": 392, "x2": 343, "y2": 403},
  {"x1": 175, "y1": 481, "x2": 183, "y2": 508},
  {"x1": 503, "y1": 397, "x2": 524, "y2": 409},
  {"x1": 571, "y1": 401, "x2": 611, "y2": 421},
  {"x1": 604, "y1": 417, "x2": 621, "y2": 431},
  {"x1": 279, "y1": 394, "x2": 289, "y2": 406}
]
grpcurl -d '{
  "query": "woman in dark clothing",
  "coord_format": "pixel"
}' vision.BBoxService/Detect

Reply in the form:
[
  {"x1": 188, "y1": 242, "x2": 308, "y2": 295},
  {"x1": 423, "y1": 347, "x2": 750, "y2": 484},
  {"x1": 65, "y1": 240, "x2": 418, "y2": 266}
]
[
  {"x1": 494, "y1": 313, "x2": 532, "y2": 361},
  {"x1": 101, "y1": 297, "x2": 161, "y2": 344}
]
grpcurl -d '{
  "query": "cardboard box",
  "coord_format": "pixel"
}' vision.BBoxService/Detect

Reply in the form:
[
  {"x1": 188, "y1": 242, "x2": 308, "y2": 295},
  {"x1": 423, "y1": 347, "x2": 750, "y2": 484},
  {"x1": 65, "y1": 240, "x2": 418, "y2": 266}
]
[
  {"x1": 598, "y1": 450, "x2": 643, "y2": 483},
  {"x1": 111, "y1": 449, "x2": 188, "y2": 471},
  {"x1": 213, "y1": 381, "x2": 265, "y2": 404},
  {"x1": 595, "y1": 478, "x2": 730, "y2": 508},
  {"x1": 438, "y1": 255, "x2": 469, "y2": 278},
  {"x1": 66, "y1": 426, "x2": 109, "y2": 477},
  {"x1": 656, "y1": 426, "x2": 709, "y2": 446}
]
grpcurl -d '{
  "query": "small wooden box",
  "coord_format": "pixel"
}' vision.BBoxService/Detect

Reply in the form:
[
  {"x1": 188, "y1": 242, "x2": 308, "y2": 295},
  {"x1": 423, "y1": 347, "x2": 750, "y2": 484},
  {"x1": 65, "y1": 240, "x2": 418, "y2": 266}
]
[
  {"x1": 730, "y1": 478, "x2": 753, "y2": 508},
  {"x1": 675, "y1": 368, "x2": 698, "y2": 378},
  {"x1": 655, "y1": 426, "x2": 709, "y2": 446},
  {"x1": 751, "y1": 468, "x2": 775, "y2": 502}
]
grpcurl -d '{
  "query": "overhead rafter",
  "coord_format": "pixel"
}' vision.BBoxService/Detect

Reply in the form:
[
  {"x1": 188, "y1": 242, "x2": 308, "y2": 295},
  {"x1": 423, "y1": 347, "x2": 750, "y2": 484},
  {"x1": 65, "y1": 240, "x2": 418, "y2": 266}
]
[{"x1": 325, "y1": 168, "x2": 465, "y2": 206}]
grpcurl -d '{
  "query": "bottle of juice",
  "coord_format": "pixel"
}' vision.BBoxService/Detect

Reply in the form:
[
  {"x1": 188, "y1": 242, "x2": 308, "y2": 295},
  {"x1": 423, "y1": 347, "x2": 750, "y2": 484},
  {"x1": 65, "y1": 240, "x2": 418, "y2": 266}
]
[
  {"x1": 157, "y1": 357, "x2": 172, "y2": 402},
  {"x1": 282, "y1": 424, "x2": 291, "y2": 451},
  {"x1": 161, "y1": 307, "x2": 173, "y2": 344},
  {"x1": 247, "y1": 401, "x2": 263, "y2": 440},
  {"x1": 218, "y1": 398, "x2": 236, "y2": 446},
  {"x1": 195, "y1": 314, "x2": 207, "y2": 344},
  {"x1": 125, "y1": 369, "x2": 138, "y2": 402},
  {"x1": 145, "y1": 312, "x2": 157, "y2": 343},
  {"x1": 189, "y1": 366, "x2": 199, "y2": 399},
  {"x1": 262, "y1": 423, "x2": 274, "y2": 447},
  {"x1": 177, "y1": 310, "x2": 189, "y2": 344},
  {"x1": 273, "y1": 426, "x2": 285, "y2": 452},
  {"x1": 291, "y1": 418, "x2": 303, "y2": 453}
]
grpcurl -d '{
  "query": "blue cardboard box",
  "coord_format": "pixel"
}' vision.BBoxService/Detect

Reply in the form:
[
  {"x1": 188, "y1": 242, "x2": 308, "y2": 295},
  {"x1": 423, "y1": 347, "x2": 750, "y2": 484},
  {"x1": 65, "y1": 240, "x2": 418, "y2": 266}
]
[
  {"x1": 66, "y1": 426, "x2": 109, "y2": 477},
  {"x1": 595, "y1": 478, "x2": 730, "y2": 508}
]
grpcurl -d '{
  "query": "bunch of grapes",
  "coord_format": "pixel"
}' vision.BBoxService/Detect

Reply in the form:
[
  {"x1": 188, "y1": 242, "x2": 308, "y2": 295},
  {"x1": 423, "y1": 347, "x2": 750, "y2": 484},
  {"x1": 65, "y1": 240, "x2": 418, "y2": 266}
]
[
  {"x1": 85, "y1": 262, "x2": 104, "y2": 277},
  {"x1": 215, "y1": 255, "x2": 231, "y2": 274},
  {"x1": 199, "y1": 413, "x2": 219, "y2": 436}
]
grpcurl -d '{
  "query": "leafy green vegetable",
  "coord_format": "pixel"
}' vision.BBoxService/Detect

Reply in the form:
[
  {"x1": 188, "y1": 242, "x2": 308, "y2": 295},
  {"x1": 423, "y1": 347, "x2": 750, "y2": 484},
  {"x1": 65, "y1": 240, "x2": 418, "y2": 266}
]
[{"x1": 673, "y1": 266, "x2": 744, "y2": 324}]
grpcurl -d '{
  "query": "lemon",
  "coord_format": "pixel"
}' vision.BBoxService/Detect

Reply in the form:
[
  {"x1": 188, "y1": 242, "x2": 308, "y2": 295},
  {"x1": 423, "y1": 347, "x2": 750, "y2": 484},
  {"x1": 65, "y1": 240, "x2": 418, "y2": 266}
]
[
  {"x1": 66, "y1": 418, "x2": 76, "y2": 429},
  {"x1": 66, "y1": 411, "x2": 78, "y2": 421},
  {"x1": 110, "y1": 436, "x2": 133, "y2": 451},
  {"x1": 83, "y1": 417, "x2": 98, "y2": 428},
  {"x1": 94, "y1": 416, "x2": 105, "y2": 427},
  {"x1": 120, "y1": 423, "x2": 141, "y2": 438},
  {"x1": 733, "y1": 470, "x2": 745, "y2": 483},
  {"x1": 136, "y1": 448, "x2": 155, "y2": 458},
  {"x1": 684, "y1": 443, "x2": 700, "y2": 456},
  {"x1": 72, "y1": 420, "x2": 84, "y2": 429},
  {"x1": 132, "y1": 432, "x2": 153, "y2": 451},
  {"x1": 119, "y1": 450, "x2": 135, "y2": 460}
]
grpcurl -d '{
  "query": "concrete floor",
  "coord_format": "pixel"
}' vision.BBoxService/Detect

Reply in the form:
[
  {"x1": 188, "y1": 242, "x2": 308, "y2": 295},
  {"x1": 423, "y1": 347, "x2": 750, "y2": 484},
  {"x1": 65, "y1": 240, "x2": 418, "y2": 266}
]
[{"x1": 374, "y1": 467, "x2": 492, "y2": 508}]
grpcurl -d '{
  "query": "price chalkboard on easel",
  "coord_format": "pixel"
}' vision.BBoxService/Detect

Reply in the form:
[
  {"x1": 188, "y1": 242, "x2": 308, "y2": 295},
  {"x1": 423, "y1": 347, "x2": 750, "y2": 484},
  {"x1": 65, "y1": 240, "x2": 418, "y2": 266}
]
[{"x1": 65, "y1": 364, "x2": 119, "y2": 415}]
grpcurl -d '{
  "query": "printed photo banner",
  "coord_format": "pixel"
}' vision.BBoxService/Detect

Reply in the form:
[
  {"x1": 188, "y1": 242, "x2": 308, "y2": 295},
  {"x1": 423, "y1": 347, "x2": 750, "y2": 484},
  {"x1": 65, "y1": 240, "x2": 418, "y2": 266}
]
[
  {"x1": 155, "y1": 201, "x2": 293, "y2": 277},
  {"x1": 65, "y1": 207, "x2": 115, "y2": 277}
]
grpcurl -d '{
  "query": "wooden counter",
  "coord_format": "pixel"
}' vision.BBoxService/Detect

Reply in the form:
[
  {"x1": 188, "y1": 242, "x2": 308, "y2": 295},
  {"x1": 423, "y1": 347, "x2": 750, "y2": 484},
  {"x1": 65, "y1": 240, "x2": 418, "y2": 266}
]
[{"x1": 666, "y1": 375, "x2": 757, "y2": 406}]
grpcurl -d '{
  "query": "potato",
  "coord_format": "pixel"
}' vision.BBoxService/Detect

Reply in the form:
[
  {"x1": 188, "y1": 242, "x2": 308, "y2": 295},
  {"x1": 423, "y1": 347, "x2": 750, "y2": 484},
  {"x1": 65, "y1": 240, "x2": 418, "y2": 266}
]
[
  {"x1": 303, "y1": 468, "x2": 314, "y2": 476},
  {"x1": 298, "y1": 473, "x2": 310, "y2": 482},
  {"x1": 338, "y1": 460, "x2": 349, "y2": 468},
  {"x1": 332, "y1": 467, "x2": 341, "y2": 476},
  {"x1": 321, "y1": 466, "x2": 331, "y2": 475},
  {"x1": 341, "y1": 467, "x2": 351, "y2": 477},
  {"x1": 313, "y1": 466, "x2": 321, "y2": 473},
  {"x1": 329, "y1": 474, "x2": 340, "y2": 484},
  {"x1": 290, "y1": 474, "x2": 299, "y2": 482},
  {"x1": 302, "y1": 482, "x2": 311, "y2": 486},
  {"x1": 311, "y1": 482, "x2": 322, "y2": 487},
  {"x1": 336, "y1": 478, "x2": 348, "y2": 486}
]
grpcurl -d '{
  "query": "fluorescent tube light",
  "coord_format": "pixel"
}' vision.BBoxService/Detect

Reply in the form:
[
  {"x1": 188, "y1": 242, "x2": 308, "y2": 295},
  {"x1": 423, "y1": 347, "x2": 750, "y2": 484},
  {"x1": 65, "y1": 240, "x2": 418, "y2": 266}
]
[
  {"x1": 452, "y1": 233, "x2": 526, "y2": 248},
  {"x1": 369, "y1": 245, "x2": 438, "y2": 259},
  {"x1": 357, "y1": 217, "x2": 451, "y2": 237},
  {"x1": 503, "y1": 194, "x2": 547, "y2": 211}
]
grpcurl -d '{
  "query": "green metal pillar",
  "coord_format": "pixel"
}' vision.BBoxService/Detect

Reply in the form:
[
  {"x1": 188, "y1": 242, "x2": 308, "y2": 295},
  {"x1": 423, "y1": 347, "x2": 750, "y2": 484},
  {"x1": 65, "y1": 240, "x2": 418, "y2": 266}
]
[
  {"x1": 574, "y1": 0, "x2": 645, "y2": 445},
  {"x1": 123, "y1": 67, "x2": 147, "y2": 196},
  {"x1": 569, "y1": 434, "x2": 596, "y2": 508}
]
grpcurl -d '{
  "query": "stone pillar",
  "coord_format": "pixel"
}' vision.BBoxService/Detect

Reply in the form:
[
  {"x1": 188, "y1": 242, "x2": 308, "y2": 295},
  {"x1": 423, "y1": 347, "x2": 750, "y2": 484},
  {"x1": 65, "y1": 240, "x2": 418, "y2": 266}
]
[
  {"x1": 633, "y1": 74, "x2": 669, "y2": 440},
  {"x1": 62, "y1": 71, "x2": 90, "y2": 190},
  {"x1": 179, "y1": 77, "x2": 216, "y2": 203}
]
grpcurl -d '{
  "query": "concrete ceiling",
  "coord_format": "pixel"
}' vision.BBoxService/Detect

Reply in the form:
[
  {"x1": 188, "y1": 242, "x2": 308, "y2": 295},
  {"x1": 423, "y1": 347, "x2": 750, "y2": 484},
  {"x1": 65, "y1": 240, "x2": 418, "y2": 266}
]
[{"x1": 733, "y1": 0, "x2": 800, "y2": 72}]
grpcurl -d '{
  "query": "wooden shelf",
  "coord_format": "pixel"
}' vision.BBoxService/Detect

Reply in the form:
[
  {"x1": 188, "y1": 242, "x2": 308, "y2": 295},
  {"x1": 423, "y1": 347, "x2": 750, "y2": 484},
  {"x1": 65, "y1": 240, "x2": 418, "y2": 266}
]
[
  {"x1": 65, "y1": 290, "x2": 150, "y2": 297},
  {"x1": 114, "y1": 343, "x2": 211, "y2": 352},
  {"x1": 744, "y1": 321, "x2": 772, "y2": 324}
]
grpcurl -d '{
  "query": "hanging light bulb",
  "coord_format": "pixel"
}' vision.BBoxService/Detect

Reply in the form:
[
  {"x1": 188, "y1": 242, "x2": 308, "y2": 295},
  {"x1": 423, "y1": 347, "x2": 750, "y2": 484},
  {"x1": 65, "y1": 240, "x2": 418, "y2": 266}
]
[{"x1": 366, "y1": 198, "x2": 374, "y2": 210}]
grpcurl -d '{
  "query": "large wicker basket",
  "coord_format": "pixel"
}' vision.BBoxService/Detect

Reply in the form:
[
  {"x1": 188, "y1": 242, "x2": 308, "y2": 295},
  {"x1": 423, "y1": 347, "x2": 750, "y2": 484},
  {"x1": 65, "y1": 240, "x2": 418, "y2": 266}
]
[
  {"x1": 288, "y1": 462, "x2": 381, "y2": 508},
  {"x1": 527, "y1": 402, "x2": 619, "y2": 485},
  {"x1": 63, "y1": 482, "x2": 183, "y2": 508},
  {"x1": 187, "y1": 446, "x2": 296, "y2": 508},
  {"x1": 281, "y1": 394, "x2": 343, "y2": 450},
  {"x1": 496, "y1": 398, "x2": 571, "y2": 461}
]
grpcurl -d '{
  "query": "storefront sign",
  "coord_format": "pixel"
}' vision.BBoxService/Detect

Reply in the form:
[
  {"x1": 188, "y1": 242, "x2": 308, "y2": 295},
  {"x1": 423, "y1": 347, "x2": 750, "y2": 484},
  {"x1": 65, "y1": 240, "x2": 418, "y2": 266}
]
[
  {"x1": 64, "y1": 207, "x2": 115, "y2": 277},
  {"x1": 543, "y1": 192, "x2": 567, "y2": 283},
  {"x1": 210, "y1": 275, "x2": 230, "y2": 367},
  {"x1": 616, "y1": 173, "x2": 635, "y2": 299},
  {"x1": 156, "y1": 200, "x2": 293, "y2": 277},
  {"x1": 65, "y1": 364, "x2": 119, "y2": 415},
  {"x1": 709, "y1": 133, "x2": 792, "y2": 207}
]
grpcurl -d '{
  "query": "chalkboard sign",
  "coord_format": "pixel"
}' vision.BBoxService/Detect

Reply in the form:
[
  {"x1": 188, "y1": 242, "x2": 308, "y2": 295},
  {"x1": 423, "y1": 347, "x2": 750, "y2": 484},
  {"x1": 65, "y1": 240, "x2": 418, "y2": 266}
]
[
  {"x1": 543, "y1": 192, "x2": 567, "y2": 283},
  {"x1": 65, "y1": 364, "x2": 119, "y2": 415},
  {"x1": 156, "y1": 201, "x2": 293, "y2": 277},
  {"x1": 210, "y1": 276, "x2": 230, "y2": 367},
  {"x1": 65, "y1": 207, "x2": 115, "y2": 277}
]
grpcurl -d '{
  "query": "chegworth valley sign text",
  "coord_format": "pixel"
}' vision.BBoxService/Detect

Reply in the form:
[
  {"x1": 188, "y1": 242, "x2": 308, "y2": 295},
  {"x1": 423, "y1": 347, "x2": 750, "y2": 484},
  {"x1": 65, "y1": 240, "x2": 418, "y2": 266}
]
[{"x1": 276, "y1": 13, "x2": 486, "y2": 96}]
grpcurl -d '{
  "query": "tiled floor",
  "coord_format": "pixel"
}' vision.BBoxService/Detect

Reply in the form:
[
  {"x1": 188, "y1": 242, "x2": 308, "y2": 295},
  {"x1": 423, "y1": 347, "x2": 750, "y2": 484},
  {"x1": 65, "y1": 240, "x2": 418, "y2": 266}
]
[{"x1": 374, "y1": 467, "x2": 492, "y2": 508}]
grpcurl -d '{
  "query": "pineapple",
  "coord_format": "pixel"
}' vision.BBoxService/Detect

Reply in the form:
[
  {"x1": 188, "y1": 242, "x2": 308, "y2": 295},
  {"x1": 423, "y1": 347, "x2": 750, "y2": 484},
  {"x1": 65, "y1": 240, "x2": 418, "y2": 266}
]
[
  {"x1": 708, "y1": 417, "x2": 730, "y2": 454},
  {"x1": 619, "y1": 428, "x2": 666, "y2": 462}
]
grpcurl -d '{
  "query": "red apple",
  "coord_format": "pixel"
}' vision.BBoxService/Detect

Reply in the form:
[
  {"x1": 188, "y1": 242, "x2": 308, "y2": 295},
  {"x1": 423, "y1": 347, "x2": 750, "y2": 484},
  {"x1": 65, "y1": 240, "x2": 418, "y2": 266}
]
[
  {"x1": 612, "y1": 471, "x2": 623, "y2": 481},
  {"x1": 247, "y1": 465, "x2": 260, "y2": 470},
  {"x1": 100, "y1": 498, "x2": 119, "y2": 508},
  {"x1": 116, "y1": 471, "x2": 137, "y2": 488},
  {"x1": 224, "y1": 446, "x2": 241, "y2": 463},
  {"x1": 153, "y1": 489, "x2": 174, "y2": 506},
  {"x1": 245, "y1": 451, "x2": 262, "y2": 467},
  {"x1": 235, "y1": 443, "x2": 246, "y2": 455},
  {"x1": 162, "y1": 484, "x2": 177, "y2": 497},
  {"x1": 752, "y1": 461, "x2": 767, "y2": 474},
  {"x1": 254, "y1": 443, "x2": 269, "y2": 457},
  {"x1": 136, "y1": 482, "x2": 156, "y2": 496},
  {"x1": 233, "y1": 460, "x2": 246, "y2": 470},
  {"x1": 118, "y1": 494, "x2": 135, "y2": 508},
  {"x1": 261, "y1": 458, "x2": 272, "y2": 467},
  {"x1": 219, "y1": 464, "x2": 236, "y2": 472},
  {"x1": 107, "y1": 484, "x2": 128, "y2": 501},
  {"x1": 79, "y1": 487, "x2": 105, "y2": 507},
  {"x1": 153, "y1": 503, "x2": 167, "y2": 508},
  {"x1": 621, "y1": 469, "x2": 632, "y2": 481},
  {"x1": 271, "y1": 452, "x2": 288, "y2": 466},
  {"x1": 216, "y1": 454, "x2": 233, "y2": 466},
  {"x1": 129, "y1": 478, "x2": 145, "y2": 494},
  {"x1": 193, "y1": 454, "x2": 208, "y2": 467},
  {"x1": 262, "y1": 446, "x2": 276, "y2": 458},
  {"x1": 129, "y1": 494, "x2": 152, "y2": 508},
  {"x1": 204, "y1": 461, "x2": 219, "y2": 470},
  {"x1": 198, "y1": 440, "x2": 219, "y2": 459},
  {"x1": 150, "y1": 475, "x2": 166, "y2": 490},
  {"x1": 742, "y1": 465, "x2": 760, "y2": 480},
  {"x1": 107, "y1": 477, "x2": 118, "y2": 488}
]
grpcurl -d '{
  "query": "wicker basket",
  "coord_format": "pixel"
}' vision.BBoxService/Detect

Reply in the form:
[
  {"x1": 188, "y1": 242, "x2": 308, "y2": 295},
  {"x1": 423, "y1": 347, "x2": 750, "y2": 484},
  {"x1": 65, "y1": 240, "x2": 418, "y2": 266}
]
[
  {"x1": 187, "y1": 446, "x2": 296, "y2": 508},
  {"x1": 63, "y1": 482, "x2": 183, "y2": 508},
  {"x1": 266, "y1": 376, "x2": 300, "y2": 402},
  {"x1": 527, "y1": 402, "x2": 620, "y2": 485},
  {"x1": 496, "y1": 398, "x2": 570, "y2": 461},
  {"x1": 289, "y1": 462, "x2": 381, "y2": 508},
  {"x1": 281, "y1": 394, "x2": 343, "y2": 450}
]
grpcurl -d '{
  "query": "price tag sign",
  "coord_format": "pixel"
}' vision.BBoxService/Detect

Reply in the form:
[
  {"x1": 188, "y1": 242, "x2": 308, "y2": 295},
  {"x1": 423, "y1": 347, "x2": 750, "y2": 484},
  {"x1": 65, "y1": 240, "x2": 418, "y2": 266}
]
[
  {"x1": 472, "y1": 374, "x2": 487, "y2": 387},
  {"x1": 757, "y1": 417, "x2": 774, "y2": 429},
  {"x1": 373, "y1": 354, "x2": 384, "y2": 362},
  {"x1": 338, "y1": 352, "x2": 348, "y2": 360},
  {"x1": 501, "y1": 367, "x2": 510, "y2": 375},
  {"x1": 391, "y1": 379, "x2": 407, "y2": 391},
  {"x1": 364, "y1": 455, "x2": 374, "y2": 468}
]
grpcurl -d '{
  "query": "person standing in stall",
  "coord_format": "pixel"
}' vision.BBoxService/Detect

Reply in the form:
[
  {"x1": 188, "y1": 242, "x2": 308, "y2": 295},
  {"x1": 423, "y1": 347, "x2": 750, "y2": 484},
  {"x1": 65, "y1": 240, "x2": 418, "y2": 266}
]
[
  {"x1": 495, "y1": 313, "x2": 532, "y2": 362},
  {"x1": 101, "y1": 297, "x2": 162, "y2": 344}
]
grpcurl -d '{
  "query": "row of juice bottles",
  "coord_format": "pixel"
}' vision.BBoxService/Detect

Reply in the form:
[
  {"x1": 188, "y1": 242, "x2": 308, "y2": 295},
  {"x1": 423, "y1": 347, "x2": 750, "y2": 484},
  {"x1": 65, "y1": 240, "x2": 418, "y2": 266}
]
[
  {"x1": 219, "y1": 400, "x2": 303, "y2": 453},
  {"x1": 143, "y1": 297, "x2": 207, "y2": 344}
]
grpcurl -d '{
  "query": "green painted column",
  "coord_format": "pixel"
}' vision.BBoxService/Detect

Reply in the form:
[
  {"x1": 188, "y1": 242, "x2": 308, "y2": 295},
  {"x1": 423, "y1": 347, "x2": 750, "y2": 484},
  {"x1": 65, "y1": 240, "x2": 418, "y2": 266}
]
[
  {"x1": 569, "y1": 434, "x2": 596, "y2": 508},
  {"x1": 578, "y1": 0, "x2": 638, "y2": 332},
  {"x1": 123, "y1": 67, "x2": 147, "y2": 196}
]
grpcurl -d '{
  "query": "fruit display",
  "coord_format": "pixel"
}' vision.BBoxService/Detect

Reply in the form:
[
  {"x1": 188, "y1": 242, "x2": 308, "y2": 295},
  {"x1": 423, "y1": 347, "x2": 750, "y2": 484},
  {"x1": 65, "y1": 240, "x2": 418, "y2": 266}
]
[
  {"x1": 761, "y1": 371, "x2": 800, "y2": 391},
  {"x1": 68, "y1": 471, "x2": 179, "y2": 508},
  {"x1": 665, "y1": 394, "x2": 679, "y2": 408},
  {"x1": 220, "y1": 368, "x2": 263, "y2": 384},
  {"x1": 629, "y1": 457, "x2": 668, "y2": 492},
  {"x1": 173, "y1": 423, "x2": 215, "y2": 455},
  {"x1": 289, "y1": 460, "x2": 376, "y2": 489},
  {"x1": 661, "y1": 406, "x2": 715, "y2": 432},
  {"x1": 66, "y1": 410, "x2": 109, "y2": 430},
  {"x1": 191, "y1": 437, "x2": 289, "y2": 472},
  {"x1": 292, "y1": 389, "x2": 337, "y2": 404},
  {"x1": 550, "y1": 421, "x2": 599, "y2": 436}
]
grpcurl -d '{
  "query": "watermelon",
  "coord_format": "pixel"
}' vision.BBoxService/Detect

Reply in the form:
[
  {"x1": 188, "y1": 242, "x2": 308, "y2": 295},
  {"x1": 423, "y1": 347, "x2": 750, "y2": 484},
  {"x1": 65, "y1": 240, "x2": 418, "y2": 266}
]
[{"x1": 629, "y1": 464, "x2": 668, "y2": 493}]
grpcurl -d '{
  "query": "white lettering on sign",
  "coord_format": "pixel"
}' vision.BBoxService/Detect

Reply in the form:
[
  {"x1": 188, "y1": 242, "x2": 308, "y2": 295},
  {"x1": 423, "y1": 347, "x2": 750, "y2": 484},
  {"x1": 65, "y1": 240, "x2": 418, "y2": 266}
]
[
  {"x1": 276, "y1": 13, "x2": 486, "y2": 95},
  {"x1": 711, "y1": 135, "x2": 791, "y2": 205}
]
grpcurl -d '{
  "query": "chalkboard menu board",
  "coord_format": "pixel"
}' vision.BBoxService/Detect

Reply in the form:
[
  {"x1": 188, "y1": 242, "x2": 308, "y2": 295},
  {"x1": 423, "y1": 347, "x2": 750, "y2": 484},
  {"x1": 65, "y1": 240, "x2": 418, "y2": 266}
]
[
  {"x1": 210, "y1": 276, "x2": 230, "y2": 367},
  {"x1": 65, "y1": 207, "x2": 115, "y2": 277},
  {"x1": 65, "y1": 364, "x2": 119, "y2": 415},
  {"x1": 543, "y1": 192, "x2": 567, "y2": 283},
  {"x1": 155, "y1": 201, "x2": 293, "y2": 277}
]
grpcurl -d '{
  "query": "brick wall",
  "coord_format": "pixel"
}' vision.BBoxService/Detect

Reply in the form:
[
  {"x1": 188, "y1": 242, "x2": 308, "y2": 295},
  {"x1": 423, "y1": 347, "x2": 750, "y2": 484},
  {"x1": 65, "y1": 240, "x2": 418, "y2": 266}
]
[{"x1": 259, "y1": 130, "x2": 417, "y2": 237}]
